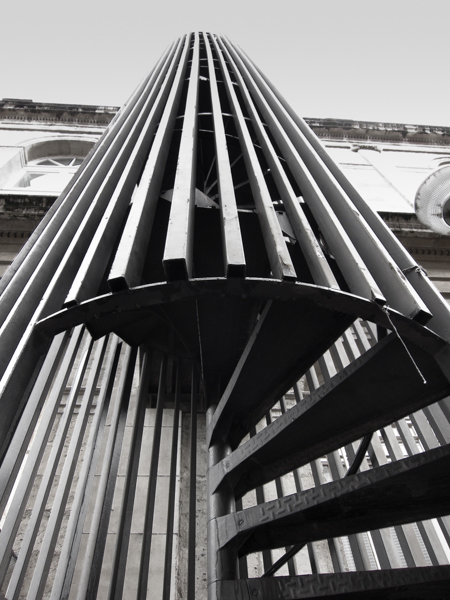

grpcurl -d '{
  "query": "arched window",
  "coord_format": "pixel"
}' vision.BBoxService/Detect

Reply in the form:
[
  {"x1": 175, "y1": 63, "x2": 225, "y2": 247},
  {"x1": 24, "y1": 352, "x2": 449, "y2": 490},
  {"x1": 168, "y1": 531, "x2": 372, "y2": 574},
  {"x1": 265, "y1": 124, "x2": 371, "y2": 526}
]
[
  {"x1": 10, "y1": 155, "x2": 85, "y2": 192},
  {"x1": 1, "y1": 137, "x2": 95, "y2": 194}
]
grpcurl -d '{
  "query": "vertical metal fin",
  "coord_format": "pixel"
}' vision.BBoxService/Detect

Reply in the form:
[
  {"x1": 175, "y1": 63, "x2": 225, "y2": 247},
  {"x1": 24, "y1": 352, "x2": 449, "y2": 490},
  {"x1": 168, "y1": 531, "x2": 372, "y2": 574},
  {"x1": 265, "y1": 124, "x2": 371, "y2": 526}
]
[
  {"x1": 163, "y1": 33, "x2": 201, "y2": 281},
  {"x1": 203, "y1": 33, "x2": 246, "y2": 278},
  {"x1": 108, "y1": 35, "x2": 191, "y2": 290},
  {"x1": 212, "y1": 36, "x2": 296, "y2": 281}
]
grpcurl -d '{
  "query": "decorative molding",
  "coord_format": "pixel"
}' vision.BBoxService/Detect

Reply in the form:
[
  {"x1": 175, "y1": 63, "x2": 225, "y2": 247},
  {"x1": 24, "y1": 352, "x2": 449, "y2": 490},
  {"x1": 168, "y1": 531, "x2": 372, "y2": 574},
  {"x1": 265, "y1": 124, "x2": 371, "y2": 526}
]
[
  {"x1": 0, "y1": 98, "x2": 119, "y2": 127},
  {"x1": 305, "y1": 117, "x2": 450, "y2": 145}
]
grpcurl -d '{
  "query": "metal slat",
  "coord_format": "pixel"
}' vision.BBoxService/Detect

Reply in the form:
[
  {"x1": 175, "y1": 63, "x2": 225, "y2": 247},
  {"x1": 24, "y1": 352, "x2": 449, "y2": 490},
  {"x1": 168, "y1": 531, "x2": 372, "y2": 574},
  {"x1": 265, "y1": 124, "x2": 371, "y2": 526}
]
[
  {"x1": 396, "y1": 418, "x2": 421, "y2": 455},
  {"x1": 137, "y1": 354, "x2": 168, "y2": 600},
  {"x1": 2, "y1": 333, "x2": 92, "y2": 596},
  {"x1": 364, "y1": 319, "x2": 379, "y2": 343},
  {"x1": 351, "y1": 319, "x2": 372, "y2": 352},
  {"x1": 0, "y1": 325, "x2": 85, "y2": 588},
  {"x1": 328, "y1": 336, "x2": 350, "y2": 371},
  {"x1": 212, "y1": 37, "x2": 296, "y2": 281},
  {"x1": 108, "y1": 35, "x2": 191, "y2": 290},
  {"x1": 423, "y1": 404, "x2": 450, "y2": 445},
  {"x1": 221, "y1": 39, "x2": 384, "y2": 304},
  {"x1": 0, "y1": 50, "x2": 165, "y2": 310},
  {"x1": 202, "y1": 33, "x2": 246, "y2": 277},
  {"x1": 65, "y1": 40, "x2": 183, "y2": 305},
  {"x1": 162, "y1": 360, "x2": 182, "y2": 600},
  {"x1": 163, "y1": 33, "x2": 201, "y2": 280},
  {"x1": 231, "y1": 43, "x2": 432, "y2": 323},
  {"x1": 107, "y1": 348, "x2": 149, "y2": 600},
  {"x1": 24, "y1": 337, "x2": 109, "y2": 600},
  {"x1": 254, "y1": 65, "x2": 450, "y2": 341},
  {"x1": 74, "y1": 343, "x2": 136, "y2": 600},
  {"x1": 410, "y1": 411, "x2": 440, "y2": 451},
  {"x1": 437, "y1": 396, "x2": 450, "y2": 424},
  {"x1": 50, "y1": 336, "x2": 123, "y2": 600},
  {"x1": 187, "y1": 365, "x2": 198, "y2": 600},
  {"x1": 0, "y1": 330, "x2": 69, "y2": 517},
  {"x1": 219, "y1": 40, "x2": 336, "y2": 289}
]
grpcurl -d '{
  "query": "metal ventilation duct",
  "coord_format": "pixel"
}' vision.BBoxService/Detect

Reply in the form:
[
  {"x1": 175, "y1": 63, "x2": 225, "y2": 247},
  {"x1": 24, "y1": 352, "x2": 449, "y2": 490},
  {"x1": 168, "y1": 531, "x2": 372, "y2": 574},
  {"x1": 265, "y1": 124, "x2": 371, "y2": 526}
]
[{"x1": 415, "y1": 165, "x2": 450, "y2": 235}]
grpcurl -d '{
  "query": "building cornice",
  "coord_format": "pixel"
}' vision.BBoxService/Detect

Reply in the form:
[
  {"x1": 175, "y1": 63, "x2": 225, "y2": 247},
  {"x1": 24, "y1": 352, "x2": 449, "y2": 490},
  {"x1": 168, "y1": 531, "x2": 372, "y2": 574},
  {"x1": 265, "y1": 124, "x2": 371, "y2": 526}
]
[
  {"x1": 304, "y1": 118, "x2": 450, "y2": 146},
  {"x1": 2, "y1": 102, "x2": 449, "y2": 145},
  {"x1": 0, "y1": 98, "x2": 119, "y2": 127}
]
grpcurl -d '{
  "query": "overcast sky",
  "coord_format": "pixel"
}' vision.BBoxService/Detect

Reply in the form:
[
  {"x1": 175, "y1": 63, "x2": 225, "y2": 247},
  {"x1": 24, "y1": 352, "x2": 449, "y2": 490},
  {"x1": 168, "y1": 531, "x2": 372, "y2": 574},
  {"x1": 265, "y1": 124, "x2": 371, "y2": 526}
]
[{"x1": 1, "y1": 0, "x2": 449, "y2": 127}]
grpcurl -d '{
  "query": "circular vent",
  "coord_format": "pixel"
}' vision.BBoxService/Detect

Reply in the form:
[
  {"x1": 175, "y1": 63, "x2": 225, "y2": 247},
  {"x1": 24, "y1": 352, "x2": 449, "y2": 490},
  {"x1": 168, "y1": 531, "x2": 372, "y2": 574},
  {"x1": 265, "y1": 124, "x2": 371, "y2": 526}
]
[{"x1": 415, "y1": 165, "x2": 450, "y2": 235}]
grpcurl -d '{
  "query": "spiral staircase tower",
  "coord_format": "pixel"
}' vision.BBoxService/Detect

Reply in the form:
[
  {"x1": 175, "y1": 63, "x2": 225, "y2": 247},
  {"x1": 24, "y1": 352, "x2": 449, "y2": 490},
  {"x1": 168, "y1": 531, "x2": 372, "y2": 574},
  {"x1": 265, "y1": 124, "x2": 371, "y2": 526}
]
[{"x1": 1, "y1": 32, "x2": 450, "y2": 599}]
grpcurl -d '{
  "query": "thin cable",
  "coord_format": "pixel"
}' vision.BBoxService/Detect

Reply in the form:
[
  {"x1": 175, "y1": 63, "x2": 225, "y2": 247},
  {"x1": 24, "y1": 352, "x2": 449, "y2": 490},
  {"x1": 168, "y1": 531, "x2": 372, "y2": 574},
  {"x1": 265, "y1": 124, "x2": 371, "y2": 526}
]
[{"x1": 382, "y1": 306, "x2": 427, "y2": 384}]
